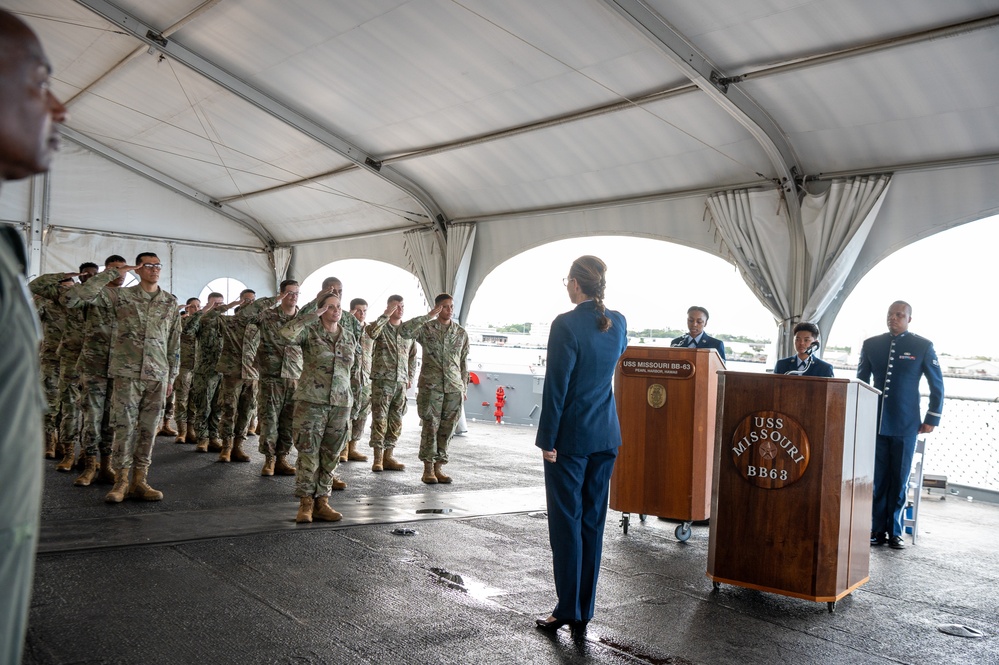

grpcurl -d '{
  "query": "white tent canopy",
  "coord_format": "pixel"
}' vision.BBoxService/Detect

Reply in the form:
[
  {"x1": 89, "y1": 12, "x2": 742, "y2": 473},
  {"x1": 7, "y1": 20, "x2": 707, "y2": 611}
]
[{"x1": 4, "y1": 0, "x2": 998, "y2": 352}]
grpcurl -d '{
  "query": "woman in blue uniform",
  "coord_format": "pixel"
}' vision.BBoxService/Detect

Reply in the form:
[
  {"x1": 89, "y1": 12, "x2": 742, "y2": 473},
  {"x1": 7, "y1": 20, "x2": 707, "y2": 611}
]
[
  {"x1": 773, "y1": 322, "x2": 834, "y2": 377},
  {"x1": 535, "y1": 255, "x2": 628, "y2": 634}
]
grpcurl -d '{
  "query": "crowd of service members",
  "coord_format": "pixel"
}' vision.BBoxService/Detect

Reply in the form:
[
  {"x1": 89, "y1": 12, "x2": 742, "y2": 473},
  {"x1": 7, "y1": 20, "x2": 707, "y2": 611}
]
[{"x1": 30, "y1": 255, "x2": 469, "y2": 523}]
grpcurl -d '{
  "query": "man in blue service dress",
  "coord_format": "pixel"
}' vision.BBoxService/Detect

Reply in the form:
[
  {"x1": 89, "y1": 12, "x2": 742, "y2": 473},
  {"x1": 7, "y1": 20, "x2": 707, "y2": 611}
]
[
  {"x1": 671, "y1": 305, "x2": 726, "y2": 361},
  {"x1": 857, "y1": 301, "x2": 943, "y2": 550},
  {"x1": 0, "y1": 10, "x2": 68, "y2": 664}
]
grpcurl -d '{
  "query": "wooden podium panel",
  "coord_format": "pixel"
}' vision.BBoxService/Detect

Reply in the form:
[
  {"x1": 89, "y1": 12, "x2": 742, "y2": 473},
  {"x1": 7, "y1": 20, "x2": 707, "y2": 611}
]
[
  {"x1": 610, "y1": 347, "x2": 724, "y2": 521},
  {"x1": 707, "y1": 372, "x2": 878, "y2": 606}
]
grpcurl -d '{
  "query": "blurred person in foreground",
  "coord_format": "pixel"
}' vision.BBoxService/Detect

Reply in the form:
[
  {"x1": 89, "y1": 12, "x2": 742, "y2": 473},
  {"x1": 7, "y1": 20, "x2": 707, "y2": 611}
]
[
  {"x1": 535, "y1": 255, "x2": 627, "y2": 636},
  {"x1": 0, "y1": 9, "x2": 68, "y2": 663}
]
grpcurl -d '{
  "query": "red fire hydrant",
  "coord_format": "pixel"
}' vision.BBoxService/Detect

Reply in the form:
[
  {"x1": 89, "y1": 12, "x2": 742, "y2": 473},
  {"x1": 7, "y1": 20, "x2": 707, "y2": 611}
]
[{"x1": 493, "y1": 386, "x2": 506, "y2": 424}]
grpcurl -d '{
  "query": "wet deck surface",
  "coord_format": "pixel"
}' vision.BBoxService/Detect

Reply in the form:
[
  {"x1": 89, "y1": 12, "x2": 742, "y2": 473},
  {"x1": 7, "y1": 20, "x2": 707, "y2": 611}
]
[{"x1": 24, "y1": 408, "x2": 999, "y2": 664}]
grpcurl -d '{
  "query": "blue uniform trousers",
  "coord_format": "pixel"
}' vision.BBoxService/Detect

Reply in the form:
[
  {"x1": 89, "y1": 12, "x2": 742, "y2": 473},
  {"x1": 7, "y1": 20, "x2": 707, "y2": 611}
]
[
  {"x1": 872, "y1": 433, "x2": 917, "y2": 537},
  {"x1": 544, "y1": 448, "x2": 617, "y2": 623}
]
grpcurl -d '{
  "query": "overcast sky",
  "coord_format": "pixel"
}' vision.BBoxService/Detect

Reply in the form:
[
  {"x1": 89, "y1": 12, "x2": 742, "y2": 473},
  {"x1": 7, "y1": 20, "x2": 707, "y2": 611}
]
[{"x1": 297, "y1": 213, "x2": 996, "y2": 359}]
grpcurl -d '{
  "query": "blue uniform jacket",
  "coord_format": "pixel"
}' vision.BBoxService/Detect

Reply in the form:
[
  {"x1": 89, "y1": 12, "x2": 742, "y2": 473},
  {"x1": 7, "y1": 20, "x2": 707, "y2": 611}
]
[
  {"x1": 773, "y1": 355, "x2": 835, "y2": 377},
  {"x1": 671, "y1": 332, "x2": 726, "y2": 361},
  {"x1": 857, "y1": 332, "x2": 944, "y2": 436},
  {"x1": 536, "y1": 301, "x2": 628, "y2": 455}
]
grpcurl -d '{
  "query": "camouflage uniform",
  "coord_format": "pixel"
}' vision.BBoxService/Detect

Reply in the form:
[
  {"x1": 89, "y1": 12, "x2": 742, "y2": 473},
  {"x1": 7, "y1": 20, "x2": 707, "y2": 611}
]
[
  {"x1": 30, "y1": 274, "x2": 86, "y2": 460},
  {"x1": 365, "y1": 315, "x2": 417, "y2": 452},
  {"x1": 400, "y1": 315, "x2": 469, "y2": 464},
  {"x1": 238, "y1": 296, "x2": 303, "y2": 459},
  {"x1": 210, "y1": 309, "x2": 260, "y2": 444},
  {"x1": 186, "y1": 309, "x2": 225, "y2": 443},
  {"x1": 349, "y1": 332, "x2": 374, "y2": 444},
  {"x1": 173, "y1": 315, "x2": 199, "y2": 435},
  {"x1": 72, "y1": 268, "x2": 181, "y2": 472},
  {"x1": 34, "y1": 294, "x2": 64, "y2": 444},
  {"x1": 63, "y1": 284, "x2": 117, "y2": 459},
  {"x1": 280, "y1": 312, "x2": 358, "y2": 498}
]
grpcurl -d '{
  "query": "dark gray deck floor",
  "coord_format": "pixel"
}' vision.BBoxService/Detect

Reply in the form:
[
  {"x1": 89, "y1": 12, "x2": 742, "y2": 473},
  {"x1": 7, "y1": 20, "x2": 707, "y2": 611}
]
[{"x1": 23, "y1": 409, "x2": 999, "y2": 664}]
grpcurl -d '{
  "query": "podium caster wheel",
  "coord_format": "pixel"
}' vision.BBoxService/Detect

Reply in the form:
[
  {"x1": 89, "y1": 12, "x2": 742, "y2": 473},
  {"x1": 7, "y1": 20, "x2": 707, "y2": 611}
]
[
  {"x1": 620, "y1": 513, "x2": 630, "y2": 535},
  {"x1": 639, "y1": 514, "x2": 647, "y2": 522},
  {"x1": 712, "y1": 581, "x2": 721, "y2": 592},
  {"x1": 675, "y1": 522, "x2": 692, "y2": 542},
  {"x1": 827, "y1": 601, "x2": 836, "y2": 613}
]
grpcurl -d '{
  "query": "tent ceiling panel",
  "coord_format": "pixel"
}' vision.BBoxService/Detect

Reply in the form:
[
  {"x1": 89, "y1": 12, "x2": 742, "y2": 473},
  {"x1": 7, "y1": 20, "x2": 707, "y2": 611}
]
[
  {"x1": 170, "y1": 0, "x2": 690, "y2": 153},
  {"x1": 227, "y1": 171, "x2": 425, "y2": 245},
  {"x1": 47, "y1": 143, "x2": 264, "y2": 248},
  {"x1": 654, "y1": 0, "x2": 997, "y2": 71},
  {"x1": 6, "y1": 0, "x2": 137, "y2": 100},
  {"x1": 392, "y1": 98, "x2": 774, "y2": 217},
  {"x1": 745, "y1": 29, "x2": 999, "y2": 174},
  {"x1": 65, "y1": 55, "x2": 352, "y2": 199}
]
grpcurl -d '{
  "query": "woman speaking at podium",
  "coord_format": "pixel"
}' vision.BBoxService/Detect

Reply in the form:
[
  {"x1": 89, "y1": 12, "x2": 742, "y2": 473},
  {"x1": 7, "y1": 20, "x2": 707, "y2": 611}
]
[
  {"x1": 535, "y1": 255, "x2": 628, "y2": 635},
  {"x1": 774, "y1": 322, "x2": 835, "y2": 377}
]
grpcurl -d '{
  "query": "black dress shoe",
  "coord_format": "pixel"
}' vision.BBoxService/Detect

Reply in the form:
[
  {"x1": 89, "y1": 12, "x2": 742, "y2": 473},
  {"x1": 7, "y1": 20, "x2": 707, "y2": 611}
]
[
  {"x1": 870, "y1": 531, "x2": 887, "y2": 546},
  {"x1": 535, "y1": 616, "x2": 571, "y2": 631},
  {"x1": 888, "y1": 535, "x2": 906, "y2": 549},
  {"x1": 570, "y1": 620, "x2": 589, "y2": 637}
]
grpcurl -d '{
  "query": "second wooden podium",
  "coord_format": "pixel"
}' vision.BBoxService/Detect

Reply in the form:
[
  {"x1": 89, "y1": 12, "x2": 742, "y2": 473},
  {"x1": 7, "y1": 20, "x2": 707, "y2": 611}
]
[
  {"x1": 610, "y1": 346, "x2": 724, "y2": 539},
  {"x1": 707, "y1": 371, "x2": 878, "y2": 611}
]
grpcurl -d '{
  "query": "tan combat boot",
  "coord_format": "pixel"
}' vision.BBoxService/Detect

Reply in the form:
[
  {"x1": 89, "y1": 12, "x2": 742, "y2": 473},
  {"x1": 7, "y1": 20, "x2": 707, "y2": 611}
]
[
  {"x1": 174, "y1": 421, "x2": 187, "y2": 444},
  {"x1": 231, "y1": 437, "x2": 251, "y2": 463},
  {"x1": 98, "y1": 455, "x2": 115, "y2": 484},
  {"x1": 158, "y1": 418, "x2": 178, "y2": 437},
  {"x1": 209, "y1": 436, "x2": 224, "y2": 452},
  {"x1": 275, "y1": 455, "x2": 296, "y2": 476},
  {"x1": 433, "y1": 461, "x2": 452, "y2": 484},
  {"x1": 295, "y1": 497, "x2": 314, "y2": 523},
  {"x1": 382, "y1": 447, "x2": 405, "y2": 471},
  {"x1": 105, "y1": 468, "x2": 130, "y2": 503},
  {"x1": 55, "y1": 443, "x2": 76, "y2": 472},
  {"x1": 313, "y1": 496, "x2": 342, "y2": 522},
  {"x1": 339, "y1": 446, "x2": 348, "y2": 463},
  {"x1": 347, "y1": 440, "x2": 368, "y2": 462},
  {"x1": 217, "y1": 438, "x2": 233, "y2": 463},
  {"x1": 127, "y1": 467, "x2": 163, "y2": 501},
  {"x1": 185, "y1": 423, "x2": 197, "y2": 443},
  {"x1": 261, "y1": 456, "x2": 275, "y2": 476},
  {"x1": 330, "y1": 475, "x2": 346, "y2": 491},
  {"x1": 421, "y1": 461, "x2": 438, "y2": 484},
  {"x1": 371, "y1": 447, "x2": 384, "y2": 472},
  {"x1": 74, "y1": 455, "x2": 99, "y2": 486},
  {"x1": 44, "y1": 431, "x2": 57, "y2": 459}
]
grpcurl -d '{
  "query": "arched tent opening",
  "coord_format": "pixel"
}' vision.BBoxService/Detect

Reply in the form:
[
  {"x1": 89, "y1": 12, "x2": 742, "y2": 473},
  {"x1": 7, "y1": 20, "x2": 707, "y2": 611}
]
[
  {"x1": 199, "y1": 277, "x2": 249, "y2": 308},
  {"x1": 828, "y1": 213, "x2": 999, "y2": 364},
  {"x1": 299, "y1": 259, "x2": 427, "y2": 316},
  {"x1": 465, "y1": 235, "x2": 776, "y2": 356}
]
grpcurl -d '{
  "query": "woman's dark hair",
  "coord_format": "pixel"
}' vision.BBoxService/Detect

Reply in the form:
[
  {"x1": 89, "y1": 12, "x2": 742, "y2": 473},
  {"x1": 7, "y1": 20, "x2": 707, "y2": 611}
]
[
  {"x1": 569, "y1": 255, "x2": 612, "y2": 332},
  {"x1": 793, "y1": 321, "x2": 820, "y2": 338}
]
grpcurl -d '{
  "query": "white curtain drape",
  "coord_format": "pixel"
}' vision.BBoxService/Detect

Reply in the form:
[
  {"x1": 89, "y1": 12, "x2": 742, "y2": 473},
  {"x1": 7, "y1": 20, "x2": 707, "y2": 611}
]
[
  {"x1": 800, "y1": 175, "x2": 892, "y2": 322},
  {"x1": 707, "y1": 188, "x2": 792, "y2": 322},
  {"x1": 444, "y1": 222, "x2": 476, "y2": 315},
  {"x1": 403, "y1": 228, "x2": 444, "y2": 303},
  {"x1": 709, "y1": 176, "x2": 892, "y2": 354},
  {"x1": 271, "y1": 246, "x2": 293, "y2": 290}
]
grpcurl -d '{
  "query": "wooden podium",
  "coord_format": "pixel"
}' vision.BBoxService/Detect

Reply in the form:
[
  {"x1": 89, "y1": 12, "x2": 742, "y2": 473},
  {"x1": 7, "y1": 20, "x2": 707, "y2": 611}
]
[
  {"x1": 610, "y1": 347, "x2": 725, "y2": 539},
  {"x1": 706, "y1": 371, "x2": 878, "y2": 611}
]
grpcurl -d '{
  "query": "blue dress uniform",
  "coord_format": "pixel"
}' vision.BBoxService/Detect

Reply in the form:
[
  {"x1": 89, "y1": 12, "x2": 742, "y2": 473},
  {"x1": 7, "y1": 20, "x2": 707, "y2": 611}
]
[
  {"x1": 773, "y1": 354, "x2": 835, "y2": 377},
  {"x1": 857, "y1": 332, "x2": 944, "y2": 539},
  {"x1": 671, "y1": 331, "x2": 726, "y2": 361},
  {"x1": 537, "y1": 300, "x2": 627, "y2": 625}
]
